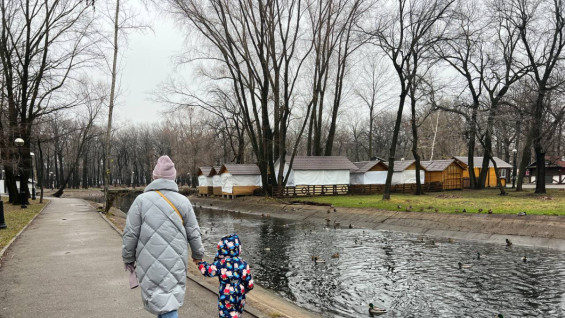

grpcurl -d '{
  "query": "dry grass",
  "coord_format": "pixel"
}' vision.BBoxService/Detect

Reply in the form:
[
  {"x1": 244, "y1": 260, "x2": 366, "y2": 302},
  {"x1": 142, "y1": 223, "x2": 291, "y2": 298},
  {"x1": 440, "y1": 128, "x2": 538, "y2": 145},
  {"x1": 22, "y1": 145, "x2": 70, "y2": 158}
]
[
  {"x1": 298, "y1": 188, "x2": 565, "y2": 215},
  {"x1": 0, "y1": 198, "x2": 48, "y2": 250}
]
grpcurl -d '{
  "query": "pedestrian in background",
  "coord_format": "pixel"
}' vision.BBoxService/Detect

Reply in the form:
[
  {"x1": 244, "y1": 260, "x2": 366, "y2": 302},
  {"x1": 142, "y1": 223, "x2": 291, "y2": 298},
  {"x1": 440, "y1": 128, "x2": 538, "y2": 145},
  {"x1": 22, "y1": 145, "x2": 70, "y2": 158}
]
[{"x1": 122, "y1": 155, "x2": 205, "y2": 318}]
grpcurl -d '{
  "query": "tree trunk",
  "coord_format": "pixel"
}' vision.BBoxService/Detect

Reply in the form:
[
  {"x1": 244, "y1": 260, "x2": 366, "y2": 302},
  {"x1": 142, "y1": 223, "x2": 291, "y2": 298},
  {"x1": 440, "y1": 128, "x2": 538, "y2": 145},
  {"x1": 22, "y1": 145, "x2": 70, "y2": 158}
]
[
  {"x1": 104, "y1": 0, "x2": 120, "y2": 212},
  {"x1": 383, "y1": 91, "x2": 407, "y2": 200}
]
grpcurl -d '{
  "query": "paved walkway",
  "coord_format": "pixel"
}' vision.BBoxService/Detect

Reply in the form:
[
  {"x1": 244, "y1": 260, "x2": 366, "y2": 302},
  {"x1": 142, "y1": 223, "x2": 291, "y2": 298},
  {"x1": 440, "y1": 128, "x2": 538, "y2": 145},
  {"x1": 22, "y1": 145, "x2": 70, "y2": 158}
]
[{"x1": 0, "y1": 197, "x2": 225, "y2": 318}]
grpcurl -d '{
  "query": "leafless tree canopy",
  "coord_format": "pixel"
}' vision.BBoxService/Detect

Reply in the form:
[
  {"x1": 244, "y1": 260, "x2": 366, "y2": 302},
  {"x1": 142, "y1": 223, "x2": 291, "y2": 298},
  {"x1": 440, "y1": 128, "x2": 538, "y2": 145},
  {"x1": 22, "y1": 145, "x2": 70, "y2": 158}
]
[{"x1": 3, "y1": 0, "x2": 565, "y2": 197}]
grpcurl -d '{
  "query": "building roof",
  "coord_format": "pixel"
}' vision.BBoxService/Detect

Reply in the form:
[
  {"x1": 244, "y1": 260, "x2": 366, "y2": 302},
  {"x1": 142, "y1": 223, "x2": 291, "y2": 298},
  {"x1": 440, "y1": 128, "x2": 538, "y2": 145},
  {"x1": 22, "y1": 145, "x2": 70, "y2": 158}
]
[
  {"x1": 453, "y1": 156, "x2": 512, "y2": 169},
  {"x1": 197, "y1": 166, "x2": 213, "y2": 176},
  {"x1": 527, "y1": 156, "x2": 565, "y2": 169},
  {"x1": 286, "y1": 156, "x2": 358, "y2": 171},
  {"x1": 221, "y1": 164, "x2": 261, "y2": 175},
  {"x1": 383, "y1": 160, "x2": 417, "y2": 172},
  {"x1": 352, "y1": 160, "x2": 385, "y2": 173},
  {"x1": 420, "y1": 159, "x2": 465, "y2": 172}
]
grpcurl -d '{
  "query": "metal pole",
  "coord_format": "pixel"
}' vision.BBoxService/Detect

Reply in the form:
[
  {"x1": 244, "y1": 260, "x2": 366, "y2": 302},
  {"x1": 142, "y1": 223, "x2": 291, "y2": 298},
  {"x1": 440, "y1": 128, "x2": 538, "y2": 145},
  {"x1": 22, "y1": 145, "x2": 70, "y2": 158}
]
[
  {"x1": 0, "y1": 201, "x2": 6, "y2": 229},
  {"x1": 19, "y1": 147, "x2": 27, "y2": 208},
  {"x1": 512, "y1": 150, "x2": 517, "y2": 189},
  {"x1": 31, "y1": 154, "x2": 36, "y2": 200}
]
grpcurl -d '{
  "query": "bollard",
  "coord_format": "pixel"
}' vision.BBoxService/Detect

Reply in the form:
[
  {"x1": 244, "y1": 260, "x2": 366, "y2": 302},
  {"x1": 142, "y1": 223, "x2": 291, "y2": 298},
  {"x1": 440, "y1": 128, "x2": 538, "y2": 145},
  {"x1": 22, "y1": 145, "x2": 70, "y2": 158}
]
[{"x1": 0, "y1": 201, "x2": 6, "y2": 229}]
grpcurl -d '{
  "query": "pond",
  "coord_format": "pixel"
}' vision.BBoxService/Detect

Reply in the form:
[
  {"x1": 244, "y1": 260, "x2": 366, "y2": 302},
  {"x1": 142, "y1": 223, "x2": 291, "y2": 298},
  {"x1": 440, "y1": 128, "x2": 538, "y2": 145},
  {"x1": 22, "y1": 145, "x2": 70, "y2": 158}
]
[
  {"x1": 114, "y1": 194, "x2": 565, "y2": 317},
  {"x1": 195, "y1": 208, "x2": 565, "y2": 318}
]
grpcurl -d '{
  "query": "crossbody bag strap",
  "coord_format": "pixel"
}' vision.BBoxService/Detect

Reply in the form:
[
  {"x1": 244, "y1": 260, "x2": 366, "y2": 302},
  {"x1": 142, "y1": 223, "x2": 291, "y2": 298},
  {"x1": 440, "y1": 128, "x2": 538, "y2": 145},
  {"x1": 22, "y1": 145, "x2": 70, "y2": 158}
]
[{"x1": 155, "y1": 190, "x2": 184, "y2": 225}]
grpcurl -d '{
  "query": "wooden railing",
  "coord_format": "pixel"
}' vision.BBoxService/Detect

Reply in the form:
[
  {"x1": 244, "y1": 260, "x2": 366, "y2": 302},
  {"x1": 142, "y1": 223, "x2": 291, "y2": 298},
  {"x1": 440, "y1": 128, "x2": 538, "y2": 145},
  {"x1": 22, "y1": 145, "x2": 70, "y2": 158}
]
[{"x1": 271, "y1": 184, "x2": 349, "y2": 197}]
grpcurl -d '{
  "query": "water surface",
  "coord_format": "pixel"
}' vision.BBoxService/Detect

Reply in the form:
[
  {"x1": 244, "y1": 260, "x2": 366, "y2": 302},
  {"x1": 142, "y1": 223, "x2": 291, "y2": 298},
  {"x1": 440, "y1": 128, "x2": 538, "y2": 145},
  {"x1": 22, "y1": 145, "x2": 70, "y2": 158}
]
[{"x1": 195, "y1": 207, "x2": 565, "y2": 318}]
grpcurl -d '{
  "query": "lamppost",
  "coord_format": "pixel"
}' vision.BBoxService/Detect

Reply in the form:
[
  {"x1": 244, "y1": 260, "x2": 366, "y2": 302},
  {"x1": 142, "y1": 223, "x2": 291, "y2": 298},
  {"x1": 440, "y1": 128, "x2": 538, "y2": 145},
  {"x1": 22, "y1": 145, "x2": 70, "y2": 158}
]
[
  {"x1": 512, "y1": 148, "x2": 518, "y2": 189},
  {"x1": 49, "y1": 171, "x2": 54, "y2": 190},
  {"x1": 131, "y1": 171, "x2": 135, "y2": 188},
  {"x1": 30, "y1": 152, "x2": 36, "y2": 200},
  {"x1": 188, "y1": 173, "x2": 191, "y2": 188},
  {"x1": 15, "y1": 138, "x2": 27, "y2": 208}
]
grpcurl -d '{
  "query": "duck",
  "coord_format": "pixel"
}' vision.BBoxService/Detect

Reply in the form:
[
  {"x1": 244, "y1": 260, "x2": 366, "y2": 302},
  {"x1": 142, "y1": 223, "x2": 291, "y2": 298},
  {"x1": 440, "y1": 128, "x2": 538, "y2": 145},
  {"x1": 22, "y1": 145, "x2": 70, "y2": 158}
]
[
  {"x1": 478, "y1": 208, "x2": 483, "y2": 213},
  {"x1": 477, "y1": 252, "x2": 481, "y2": 260},
  {"x1": 488, "y1": 209, "x2": 493, "y2": 214},
  {"x1": 522, "y1": 256, "x2": 527, "y2": 263},
  {"x1": 349, "y1": 224, "x2": 353, "y2": 229},
  {"x1": 397, "y1": 205, "x2": 402, "y2": 209},
  {"x1": 447, "y1": 238, "x2": 455, "y2": 243},
  {"x1": 518, "y1": 211, "x2": 527, "y2": 216},
  {"x1": 462, "y1": 209, "x2": 467, "y2": 213},
  {"x1": 506, "y1": 239, "x2": 512, "y2": 247},
  {"x1": 368, "y1": 303, "x2": 387, "y2": 316},
  {"x1": 497, "y1": 315, "x2": 504, "y2": 318},
  {"x1": 331, "y1": 252, "x2": 340, "y2": 258},
  {"x1": 311, "y1": 256, "x2": 325, "y2": 263},
  {"x1": 333, "y1": 220, "x2": 340, "y2": 229}
]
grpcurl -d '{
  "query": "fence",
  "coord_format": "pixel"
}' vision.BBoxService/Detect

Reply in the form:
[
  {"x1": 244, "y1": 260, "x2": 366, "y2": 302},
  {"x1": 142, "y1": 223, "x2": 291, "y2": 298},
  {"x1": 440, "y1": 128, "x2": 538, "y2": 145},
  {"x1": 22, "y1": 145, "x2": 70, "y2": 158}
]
[{"x1": 271, "y1": 184, "x2": 349, "y2": 197}]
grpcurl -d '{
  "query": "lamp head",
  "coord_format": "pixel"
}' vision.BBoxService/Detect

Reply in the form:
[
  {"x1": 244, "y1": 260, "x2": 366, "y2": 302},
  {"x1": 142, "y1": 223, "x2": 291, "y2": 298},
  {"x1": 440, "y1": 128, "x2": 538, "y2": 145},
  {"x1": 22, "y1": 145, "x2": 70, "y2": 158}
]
[
  {"x1": 14, "y1": 138, "x2": 24, "y2": 147},
  {"x1": 512, "y1": 149, "x2": 517, "y2": 153},
  {"x1": 30, "y1": 152, "x2": 34, "y2": 156}
]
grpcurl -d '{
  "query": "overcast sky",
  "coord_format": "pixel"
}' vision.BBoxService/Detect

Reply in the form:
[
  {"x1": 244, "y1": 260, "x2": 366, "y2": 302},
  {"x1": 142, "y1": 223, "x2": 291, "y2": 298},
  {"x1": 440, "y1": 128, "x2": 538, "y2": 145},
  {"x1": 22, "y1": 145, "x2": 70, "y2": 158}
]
[{"x1": 113, "y1": 6, "x2": 184, "y2": 124}]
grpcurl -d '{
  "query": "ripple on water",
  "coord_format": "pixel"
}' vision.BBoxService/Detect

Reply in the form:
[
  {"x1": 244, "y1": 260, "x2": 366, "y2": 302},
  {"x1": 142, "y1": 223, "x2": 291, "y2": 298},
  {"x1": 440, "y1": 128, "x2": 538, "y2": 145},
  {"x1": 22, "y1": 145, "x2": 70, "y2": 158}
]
[{"x1": 195, "y1": 208, "x2": 565, "y2": 318}]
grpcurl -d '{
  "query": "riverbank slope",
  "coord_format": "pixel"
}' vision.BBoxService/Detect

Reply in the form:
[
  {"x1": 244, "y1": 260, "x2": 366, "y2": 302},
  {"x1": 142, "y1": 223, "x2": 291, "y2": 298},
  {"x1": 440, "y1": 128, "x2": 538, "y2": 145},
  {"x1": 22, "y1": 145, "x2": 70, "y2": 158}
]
[{"x1": 190, "y1": 196, "x2": 565, "y2": 251}]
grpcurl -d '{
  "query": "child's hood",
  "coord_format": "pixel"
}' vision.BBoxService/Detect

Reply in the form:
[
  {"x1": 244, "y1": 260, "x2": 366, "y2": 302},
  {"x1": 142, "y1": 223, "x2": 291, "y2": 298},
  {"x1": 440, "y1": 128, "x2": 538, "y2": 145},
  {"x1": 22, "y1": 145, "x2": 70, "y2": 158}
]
[{"x1": 215, "y1": 234, "x2": 241, "y2": 258}]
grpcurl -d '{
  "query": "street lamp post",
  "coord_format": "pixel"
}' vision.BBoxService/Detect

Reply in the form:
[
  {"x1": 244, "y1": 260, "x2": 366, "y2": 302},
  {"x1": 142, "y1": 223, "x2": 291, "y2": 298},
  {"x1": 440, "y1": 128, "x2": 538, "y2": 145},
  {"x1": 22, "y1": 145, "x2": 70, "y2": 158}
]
[
  {"x1": 30, "y1": 152, "x2": 36, "y2": 200},
  {"x1": 512, "y1": 148, "x2": 518, "y2": 189},
  {"x1": 49, "y1": 172, "x2": 54, "y2": 190},
  {"x1": 15, "y1": 138, "x2": 27, "y2": 208},
  {"x1": 131, "y1": 171, "x2": 135, "y2": 188}
]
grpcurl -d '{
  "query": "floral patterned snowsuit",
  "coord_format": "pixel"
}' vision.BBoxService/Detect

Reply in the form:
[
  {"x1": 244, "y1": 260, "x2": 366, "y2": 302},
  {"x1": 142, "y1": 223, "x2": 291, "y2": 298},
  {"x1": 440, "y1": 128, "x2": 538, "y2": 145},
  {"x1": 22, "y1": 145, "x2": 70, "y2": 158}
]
[{"x1": 198, "y1": 234, "x2": 254, "y2": 318}]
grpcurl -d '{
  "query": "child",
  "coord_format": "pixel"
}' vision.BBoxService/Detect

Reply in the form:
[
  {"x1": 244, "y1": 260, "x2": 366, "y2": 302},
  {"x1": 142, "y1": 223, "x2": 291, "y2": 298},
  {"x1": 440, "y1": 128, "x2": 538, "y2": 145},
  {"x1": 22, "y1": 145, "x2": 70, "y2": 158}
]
[{"x1": 198, "y1": 234, "x2": 254, "y2": 318}]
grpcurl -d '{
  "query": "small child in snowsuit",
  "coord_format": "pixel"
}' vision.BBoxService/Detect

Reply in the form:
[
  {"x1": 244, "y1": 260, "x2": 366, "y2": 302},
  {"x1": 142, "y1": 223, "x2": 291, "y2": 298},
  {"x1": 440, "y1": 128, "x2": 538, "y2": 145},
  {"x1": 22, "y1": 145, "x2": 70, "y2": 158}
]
[{"x1": 198, "y1": 234, "x2": 254, "y2": 318}]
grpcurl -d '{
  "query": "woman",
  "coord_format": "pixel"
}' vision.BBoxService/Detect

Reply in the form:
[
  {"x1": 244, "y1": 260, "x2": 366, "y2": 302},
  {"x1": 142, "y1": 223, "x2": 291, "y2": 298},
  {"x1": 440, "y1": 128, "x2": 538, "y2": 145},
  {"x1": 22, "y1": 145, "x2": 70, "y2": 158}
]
[{"x1": 122, "y1": 155, "x2": 205, "y2": 318}]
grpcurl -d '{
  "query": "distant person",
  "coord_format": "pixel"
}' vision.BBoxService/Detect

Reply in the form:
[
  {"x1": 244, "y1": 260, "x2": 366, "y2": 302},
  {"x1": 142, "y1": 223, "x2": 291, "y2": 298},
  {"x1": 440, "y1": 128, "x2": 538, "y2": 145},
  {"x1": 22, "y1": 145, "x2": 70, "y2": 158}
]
[
  {"x1": 122, "y1": 155, "x2": 205, "y2": 318},
  {"x1": 198, "y1": 234, "x2": 254, "y2": 318}
]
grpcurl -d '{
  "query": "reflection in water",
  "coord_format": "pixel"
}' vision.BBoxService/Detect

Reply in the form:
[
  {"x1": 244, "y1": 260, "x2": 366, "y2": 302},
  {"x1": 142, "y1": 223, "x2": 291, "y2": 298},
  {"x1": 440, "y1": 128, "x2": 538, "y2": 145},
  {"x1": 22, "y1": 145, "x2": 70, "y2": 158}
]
[{"x1": 195, "y1": 207, "x2": 565, "y2": 318}]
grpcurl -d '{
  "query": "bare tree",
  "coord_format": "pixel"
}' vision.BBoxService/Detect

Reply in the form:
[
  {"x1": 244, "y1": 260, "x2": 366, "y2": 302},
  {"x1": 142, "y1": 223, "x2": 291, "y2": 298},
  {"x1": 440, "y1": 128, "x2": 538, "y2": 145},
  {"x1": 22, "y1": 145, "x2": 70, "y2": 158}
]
[
  {"x1": 370, "y1": 0, "x2": 454, "y2": 199},
  {"x1": 0, "y1": 0, "x2": 96, "y2": 203},
  {"x1": 507, "y1": 0, "x2": 565, "y2": 193}
]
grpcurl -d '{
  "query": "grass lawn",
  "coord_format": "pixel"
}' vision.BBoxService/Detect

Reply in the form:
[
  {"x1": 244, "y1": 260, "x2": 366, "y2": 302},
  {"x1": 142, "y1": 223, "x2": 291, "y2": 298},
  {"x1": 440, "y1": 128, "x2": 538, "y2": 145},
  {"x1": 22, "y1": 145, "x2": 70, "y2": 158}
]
[
  {"x1": 0, "y1": 198, "x2": 48, "y2": 251},
  {"x1": 297, "y1": 188, "x2": 565, "y2": 216}
]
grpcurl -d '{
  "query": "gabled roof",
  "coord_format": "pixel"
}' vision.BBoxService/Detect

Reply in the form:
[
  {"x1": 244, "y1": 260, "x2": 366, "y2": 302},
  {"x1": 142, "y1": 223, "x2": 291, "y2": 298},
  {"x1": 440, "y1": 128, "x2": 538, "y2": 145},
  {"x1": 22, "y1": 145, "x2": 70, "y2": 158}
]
[
  {"x1": 384, "y1": 160, "x2": 416, "y2": 172},
  {"x1": 352, "y1": 160, "x2": 386, "y2": 173},
  {"x1": 197, "y1": 166, "x2": 213, "y2": 176},
  {"x1": 286, "y1": 156, "x2": 357, "y2": 171},
  {"x1": 420, "y1": 159, "x2": 465, "y2": 172},
  {"x1": 527, "y1": 156, "x2": 565, "y2": 169},
  {"x1": 453, "y1": 156, "x2": 512, "y2": 169},
  {"x1": 220, "y1": 164, "x2": 261, "y2": 175}
]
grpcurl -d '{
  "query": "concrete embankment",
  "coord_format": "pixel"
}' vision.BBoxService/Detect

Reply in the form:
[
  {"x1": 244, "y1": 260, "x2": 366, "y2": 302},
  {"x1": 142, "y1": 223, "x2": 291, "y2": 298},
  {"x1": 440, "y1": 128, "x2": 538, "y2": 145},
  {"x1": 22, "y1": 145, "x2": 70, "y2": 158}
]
[{"x1": 190, "y1": 196, "x2": 565, "y2": 251}]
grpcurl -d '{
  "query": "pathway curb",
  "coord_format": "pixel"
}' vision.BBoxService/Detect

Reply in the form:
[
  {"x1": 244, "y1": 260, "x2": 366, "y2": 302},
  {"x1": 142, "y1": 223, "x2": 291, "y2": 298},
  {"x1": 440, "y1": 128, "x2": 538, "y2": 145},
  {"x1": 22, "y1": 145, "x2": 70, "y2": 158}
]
[{"x1": 0, "y1": 199, "x2": 51, "y2": 267}]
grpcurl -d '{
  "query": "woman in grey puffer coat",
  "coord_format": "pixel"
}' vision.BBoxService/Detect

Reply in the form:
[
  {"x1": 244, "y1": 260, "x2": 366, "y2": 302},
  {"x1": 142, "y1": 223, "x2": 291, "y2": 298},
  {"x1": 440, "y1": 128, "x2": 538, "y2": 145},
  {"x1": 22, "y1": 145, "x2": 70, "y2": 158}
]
[{"x1": 122, "y1": 155, "x2": 205, "y2": 318}]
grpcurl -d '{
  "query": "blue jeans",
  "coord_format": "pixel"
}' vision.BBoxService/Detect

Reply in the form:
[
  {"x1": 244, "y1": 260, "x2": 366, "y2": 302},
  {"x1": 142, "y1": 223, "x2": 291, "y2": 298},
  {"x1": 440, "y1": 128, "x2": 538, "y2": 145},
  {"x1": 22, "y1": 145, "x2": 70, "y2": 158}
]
[{"x1": 158, "y1": 310, "x2": 178, "y2": 318}]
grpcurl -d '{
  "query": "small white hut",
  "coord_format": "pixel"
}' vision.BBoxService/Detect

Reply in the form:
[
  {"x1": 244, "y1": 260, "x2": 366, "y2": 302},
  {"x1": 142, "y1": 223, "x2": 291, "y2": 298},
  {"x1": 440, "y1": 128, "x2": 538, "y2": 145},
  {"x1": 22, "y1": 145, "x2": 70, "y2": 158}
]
[
  {"x1": 274, "y1": 156, "x2": 357, "y2": 195},
  {"x1": 388, "y1": 160, "x2": 425, "y2": 185},
  {"x1": 212, "y1": 166, "x2": 222, "y2": 196},
  {"x1": 350, "y1": 160, "x2": 389, "y2": 185},
  {"x1": 219, "y1": 164, "x2": 262, "y2": 197},
  {"x1": 197, "y1": 166, "x2": 214, "y2": 196}
]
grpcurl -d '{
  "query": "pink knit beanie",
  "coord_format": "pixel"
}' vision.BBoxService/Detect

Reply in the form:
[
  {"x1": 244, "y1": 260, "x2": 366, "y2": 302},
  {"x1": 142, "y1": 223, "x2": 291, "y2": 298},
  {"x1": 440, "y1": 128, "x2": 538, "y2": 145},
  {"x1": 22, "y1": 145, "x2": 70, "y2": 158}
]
[{"x1": 153, "y1": 155, "x2": 177, "y2": 180}]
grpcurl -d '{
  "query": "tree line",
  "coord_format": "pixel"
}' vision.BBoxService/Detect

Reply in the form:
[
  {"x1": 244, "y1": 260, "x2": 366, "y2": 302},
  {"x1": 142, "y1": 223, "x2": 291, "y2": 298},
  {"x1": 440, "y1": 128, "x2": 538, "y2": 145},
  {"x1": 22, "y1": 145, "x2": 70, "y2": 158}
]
[{"x1": 1, "y1": 0, "x2": 565, "y2": 204}]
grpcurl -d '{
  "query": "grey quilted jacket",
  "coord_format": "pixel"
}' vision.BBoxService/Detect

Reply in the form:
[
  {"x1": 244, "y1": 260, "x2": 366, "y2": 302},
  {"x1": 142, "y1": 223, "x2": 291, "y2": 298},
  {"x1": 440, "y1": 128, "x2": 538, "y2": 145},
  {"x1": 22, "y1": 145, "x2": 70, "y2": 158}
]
[{"x1": 122, "y1": 179, "x2": 205, "y2": 315}]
